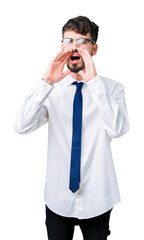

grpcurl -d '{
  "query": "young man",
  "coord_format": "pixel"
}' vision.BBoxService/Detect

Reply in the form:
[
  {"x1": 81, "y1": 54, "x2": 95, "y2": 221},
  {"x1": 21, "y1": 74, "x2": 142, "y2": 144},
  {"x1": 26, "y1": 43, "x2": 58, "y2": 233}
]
[{"x1": 14, "y1": 16, "x2": 129, "y2": 240}]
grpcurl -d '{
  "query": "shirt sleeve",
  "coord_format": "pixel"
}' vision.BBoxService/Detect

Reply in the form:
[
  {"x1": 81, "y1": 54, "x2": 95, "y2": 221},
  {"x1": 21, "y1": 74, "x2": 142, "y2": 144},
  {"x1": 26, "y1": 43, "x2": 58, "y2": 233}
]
[
  {"x1": 14, "y1": 79, "x2": 54, "y2": 134},
  {"x1": 87, "y1": 76, "x2": 130, "y2": 138}
]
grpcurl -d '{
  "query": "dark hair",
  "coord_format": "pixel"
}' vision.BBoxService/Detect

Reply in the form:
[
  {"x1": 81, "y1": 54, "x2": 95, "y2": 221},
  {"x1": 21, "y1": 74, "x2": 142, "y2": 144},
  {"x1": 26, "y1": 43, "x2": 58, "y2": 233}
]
[{"x1": 62, "y1": 16, "x2": 99, "y2": 42}]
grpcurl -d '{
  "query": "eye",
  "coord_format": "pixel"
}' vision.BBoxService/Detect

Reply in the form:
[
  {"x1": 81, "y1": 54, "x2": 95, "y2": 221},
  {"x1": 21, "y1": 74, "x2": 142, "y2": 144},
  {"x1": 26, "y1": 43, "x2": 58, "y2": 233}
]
[
  {"x1": 63, "y1": 38, "x2": 73, "y2": 45},
  {"x1": 77, "y1": 39, "x2": 85, "y2": 45},
  {"x1": 77, "y1": 39, "x2": 88, "y2": 45}
]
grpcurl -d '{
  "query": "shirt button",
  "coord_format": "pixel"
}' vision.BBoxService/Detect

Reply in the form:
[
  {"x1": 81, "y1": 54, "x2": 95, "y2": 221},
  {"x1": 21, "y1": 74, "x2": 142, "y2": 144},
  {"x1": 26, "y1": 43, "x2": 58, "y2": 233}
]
[{"x1": 77, "y1": 188, "x2": 81, "y2": 194}]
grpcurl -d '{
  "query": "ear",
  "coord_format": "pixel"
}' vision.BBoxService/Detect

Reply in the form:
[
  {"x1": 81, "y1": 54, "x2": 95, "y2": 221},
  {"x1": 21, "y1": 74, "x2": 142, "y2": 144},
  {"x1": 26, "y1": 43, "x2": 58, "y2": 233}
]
[{"x1": 92, "y1": 43, "x2": 98, "y2": 56}]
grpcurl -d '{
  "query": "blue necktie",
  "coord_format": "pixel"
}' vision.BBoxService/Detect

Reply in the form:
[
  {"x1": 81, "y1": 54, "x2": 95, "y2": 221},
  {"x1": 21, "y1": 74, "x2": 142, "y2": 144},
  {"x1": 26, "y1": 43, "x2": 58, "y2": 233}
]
[{"x1": 69, "y1": 81, "x2": 84, "y2": 193}]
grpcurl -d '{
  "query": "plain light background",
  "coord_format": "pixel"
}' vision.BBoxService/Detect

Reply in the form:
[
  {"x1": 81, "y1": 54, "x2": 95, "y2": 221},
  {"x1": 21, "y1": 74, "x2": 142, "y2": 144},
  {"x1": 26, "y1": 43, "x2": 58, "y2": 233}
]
[{"x1": 0, "y1": 0, "x2": 143, "y2": 239}]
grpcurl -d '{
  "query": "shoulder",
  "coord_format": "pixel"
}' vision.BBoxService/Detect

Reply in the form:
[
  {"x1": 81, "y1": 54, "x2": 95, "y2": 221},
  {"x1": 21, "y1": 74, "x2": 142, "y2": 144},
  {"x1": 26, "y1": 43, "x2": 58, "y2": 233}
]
[{"x1": 100, "y1": 76, "x2": 124, "y2": 94}]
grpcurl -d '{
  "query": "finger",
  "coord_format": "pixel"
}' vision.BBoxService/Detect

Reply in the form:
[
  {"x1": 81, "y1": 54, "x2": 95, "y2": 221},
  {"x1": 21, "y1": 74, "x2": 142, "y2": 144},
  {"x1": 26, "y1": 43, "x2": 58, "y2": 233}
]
[
  {"x1": 55, "y1": 50, "x2": 69, "y2": 60},
  {"x1": 53, "y1": 50, "x2": 64, "y2": 61},
  {"x1": 60, "y1": 53, "x2": 71, "y2": 73},
  {"x1": 62, "y1": 69, "x2": 71, "y2": 78},
  {"x1": 78, "y1": 70, "x2": 85, "y2": 78},
  {"x1": 61, "y1": 52, "x2": 72, "y2": 65},
  {"x1": 77, "y1": 47, "x2": 88, "y2": 54},
  {"x1": 61, "y1": 51, "x2": 72, "y2": 63},
  {"x1": 57, "y1": 50, "x2": 72, "y2": 62},
  {"x1": 77, "y1": 48, "x2": 91, "y2": 62},
  {"x1": 60, "y1": 50, "x2": 72, "y2": 62},
  {"x1": 77, "y1": 48, "x2": 89, "y2": 57},
  {"x1": 78, "y1": 49, "x2": 92, "y2": 69}
]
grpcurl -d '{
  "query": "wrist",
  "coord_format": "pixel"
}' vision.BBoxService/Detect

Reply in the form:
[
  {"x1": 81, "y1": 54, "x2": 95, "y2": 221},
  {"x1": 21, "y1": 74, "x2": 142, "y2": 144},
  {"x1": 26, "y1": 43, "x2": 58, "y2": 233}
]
[
  {"x1": 42, "y1": 77, "x2": 53, "y2": 85},
  {"x1": 86, "y1": 73, "x2": 98, "y2": 82}
]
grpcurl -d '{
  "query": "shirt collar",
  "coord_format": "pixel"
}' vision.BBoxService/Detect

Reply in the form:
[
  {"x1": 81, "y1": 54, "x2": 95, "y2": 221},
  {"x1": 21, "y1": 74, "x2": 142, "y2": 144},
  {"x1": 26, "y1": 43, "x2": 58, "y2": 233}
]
[{"x1": 62, "y1": 74, "x2": 86, "y2": 87}]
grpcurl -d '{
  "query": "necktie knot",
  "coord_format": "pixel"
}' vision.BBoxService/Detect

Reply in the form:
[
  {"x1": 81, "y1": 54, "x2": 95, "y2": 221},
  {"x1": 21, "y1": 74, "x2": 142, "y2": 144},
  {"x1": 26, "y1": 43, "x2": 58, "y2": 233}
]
[{"x1": 72, "y1": 81, "x2": 84, "y2": 90}]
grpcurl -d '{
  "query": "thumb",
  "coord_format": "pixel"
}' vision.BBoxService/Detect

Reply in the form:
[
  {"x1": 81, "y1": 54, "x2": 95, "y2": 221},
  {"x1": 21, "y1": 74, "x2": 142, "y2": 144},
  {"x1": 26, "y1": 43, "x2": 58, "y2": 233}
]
[
  {"x1": 78, "y1": 70, "x2": 85, "y2": 78},
  {"x1": 62, "y1": 69, "x2": 71, "y2": 78}
]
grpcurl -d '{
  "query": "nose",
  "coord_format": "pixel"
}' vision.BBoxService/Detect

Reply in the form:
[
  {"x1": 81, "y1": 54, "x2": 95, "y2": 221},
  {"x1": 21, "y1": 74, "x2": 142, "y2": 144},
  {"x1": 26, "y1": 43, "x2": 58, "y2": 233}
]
[{"x1": 72, "y1": 39, "x2": 78, "y2": 50}]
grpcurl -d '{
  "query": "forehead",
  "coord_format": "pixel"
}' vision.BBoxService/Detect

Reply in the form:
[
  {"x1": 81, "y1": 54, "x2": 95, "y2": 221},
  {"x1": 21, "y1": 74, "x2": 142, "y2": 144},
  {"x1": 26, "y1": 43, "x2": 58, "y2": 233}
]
[{"x1": 63, "y1": 31, "x2": 91, "y2": 39}]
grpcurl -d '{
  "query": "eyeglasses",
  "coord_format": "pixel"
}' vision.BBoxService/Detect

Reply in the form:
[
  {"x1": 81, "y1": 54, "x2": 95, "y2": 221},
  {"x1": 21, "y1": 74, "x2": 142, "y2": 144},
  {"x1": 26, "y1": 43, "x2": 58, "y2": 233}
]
[{"x1": 61, "y1": 38, "x2": 96, "y2": 45}]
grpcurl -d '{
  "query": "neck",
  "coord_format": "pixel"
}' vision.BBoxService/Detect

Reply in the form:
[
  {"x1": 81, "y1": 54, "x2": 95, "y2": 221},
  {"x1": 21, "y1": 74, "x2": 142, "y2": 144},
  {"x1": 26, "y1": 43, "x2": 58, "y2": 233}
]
[{"x1": 70, "y1": 72, "x2": 83, "y2": 81}]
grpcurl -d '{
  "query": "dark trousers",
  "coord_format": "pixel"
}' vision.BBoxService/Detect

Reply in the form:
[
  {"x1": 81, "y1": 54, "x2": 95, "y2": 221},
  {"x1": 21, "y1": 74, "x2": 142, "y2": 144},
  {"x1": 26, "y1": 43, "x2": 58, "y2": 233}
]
[{"x1": 45, "y1": 205, "x2": 112, "y2": 240}]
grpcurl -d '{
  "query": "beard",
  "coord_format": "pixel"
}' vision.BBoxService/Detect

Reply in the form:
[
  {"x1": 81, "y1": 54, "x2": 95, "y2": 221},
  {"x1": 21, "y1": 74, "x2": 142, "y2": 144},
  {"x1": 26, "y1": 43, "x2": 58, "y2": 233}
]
[{"x1": 66, "y1": 58, "x2": 85, "y2": 73}]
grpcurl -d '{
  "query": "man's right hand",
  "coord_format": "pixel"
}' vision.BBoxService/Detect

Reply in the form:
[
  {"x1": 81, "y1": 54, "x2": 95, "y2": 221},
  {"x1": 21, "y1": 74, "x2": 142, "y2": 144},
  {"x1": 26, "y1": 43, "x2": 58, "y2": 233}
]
[{"x1": 42, "y1": 50, "x2": 72, "y2": 85}]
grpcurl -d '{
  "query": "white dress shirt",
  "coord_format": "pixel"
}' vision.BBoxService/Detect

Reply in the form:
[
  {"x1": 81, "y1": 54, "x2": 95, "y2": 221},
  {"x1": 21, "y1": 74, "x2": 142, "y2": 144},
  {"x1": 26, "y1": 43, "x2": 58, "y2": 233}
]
[{"x1": 14, "y1": 75, "x2": 129, "y2": 219}]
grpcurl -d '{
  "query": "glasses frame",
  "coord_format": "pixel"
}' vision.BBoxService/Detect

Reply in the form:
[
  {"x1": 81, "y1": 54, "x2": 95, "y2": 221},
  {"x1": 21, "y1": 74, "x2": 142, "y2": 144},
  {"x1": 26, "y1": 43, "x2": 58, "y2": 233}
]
[{"x1": 61, "y1": 38, "x2": 96, "y2": 45}]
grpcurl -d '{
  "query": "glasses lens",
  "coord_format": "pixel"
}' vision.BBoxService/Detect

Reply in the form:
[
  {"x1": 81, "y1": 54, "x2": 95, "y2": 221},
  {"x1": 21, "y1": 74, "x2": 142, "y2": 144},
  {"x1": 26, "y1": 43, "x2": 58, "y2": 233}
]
[
  {"x1": 77, "y1": 38, "x2": 90, "y2": 45},
  {"x1": 62, "y1": 38, "x2": 73, "y2": 45},
  {"x1": 77, "y1": 38, "x2": 85, "y2": 45}
]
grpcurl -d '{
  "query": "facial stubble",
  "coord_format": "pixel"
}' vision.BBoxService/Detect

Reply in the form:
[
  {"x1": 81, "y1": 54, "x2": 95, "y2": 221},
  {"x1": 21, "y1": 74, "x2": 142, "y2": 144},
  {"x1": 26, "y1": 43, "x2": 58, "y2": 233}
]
[{"x1": 66, "y1": 58, "x2": 85, "y2": 73}]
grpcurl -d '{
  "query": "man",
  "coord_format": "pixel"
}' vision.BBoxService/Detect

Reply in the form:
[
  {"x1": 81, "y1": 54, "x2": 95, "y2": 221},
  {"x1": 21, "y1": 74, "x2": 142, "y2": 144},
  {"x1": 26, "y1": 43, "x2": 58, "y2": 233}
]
[{"x1": 14, "y1": 16, "x2": 129, "y2": 240}]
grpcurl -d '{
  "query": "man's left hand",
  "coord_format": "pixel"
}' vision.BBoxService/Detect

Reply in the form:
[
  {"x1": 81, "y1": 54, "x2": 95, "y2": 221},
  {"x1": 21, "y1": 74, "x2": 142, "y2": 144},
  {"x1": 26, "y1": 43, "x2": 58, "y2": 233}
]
[{"x1": 77, "y1": 48, "x2": 97, "y2": 82}]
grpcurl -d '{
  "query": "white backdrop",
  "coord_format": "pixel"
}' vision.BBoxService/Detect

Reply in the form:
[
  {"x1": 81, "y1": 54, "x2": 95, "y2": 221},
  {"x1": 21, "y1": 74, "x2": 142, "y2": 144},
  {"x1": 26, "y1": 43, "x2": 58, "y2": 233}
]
[{"x1": 0, "y1": 0, "x2": 143, "y2": 239}]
